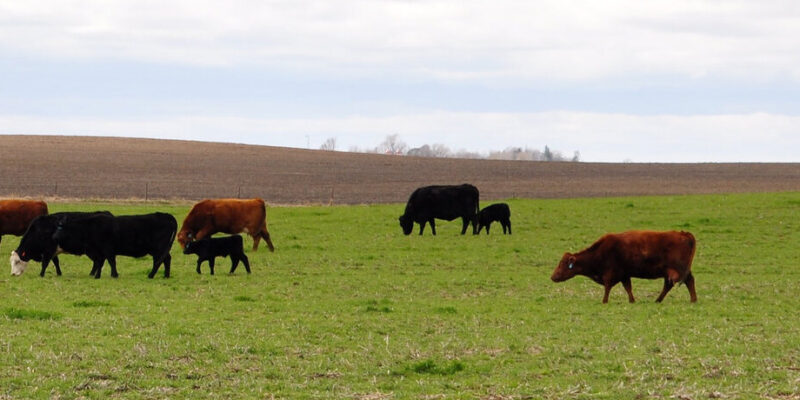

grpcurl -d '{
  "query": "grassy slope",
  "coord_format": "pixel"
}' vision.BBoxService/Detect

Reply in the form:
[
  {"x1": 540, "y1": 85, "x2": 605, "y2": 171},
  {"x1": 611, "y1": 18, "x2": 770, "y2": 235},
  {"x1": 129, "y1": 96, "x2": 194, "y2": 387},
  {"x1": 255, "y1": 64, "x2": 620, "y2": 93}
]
[{"x1": 1, "y1": 193, "x2": 799, "y2": 399}]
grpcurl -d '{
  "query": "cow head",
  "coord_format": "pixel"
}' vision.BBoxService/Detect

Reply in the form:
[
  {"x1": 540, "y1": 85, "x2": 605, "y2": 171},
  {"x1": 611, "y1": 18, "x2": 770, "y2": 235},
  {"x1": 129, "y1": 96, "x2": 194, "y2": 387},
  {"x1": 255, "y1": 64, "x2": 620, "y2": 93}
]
[
  {"x1": 182, "y1": 239, "x2": 197, "y2": 255},
  {"x1": 177, "y1": 230, "x2": 194, "y2": 249},
  {"x1": 10, "y1": 251, "x2": 28, "y2": 276},
  {"x1": 551, "y1": 253, "x2": 578, "y2": 282},
  {"x1": 398, "y1": 215, "x2": 413, "y2": 235}
]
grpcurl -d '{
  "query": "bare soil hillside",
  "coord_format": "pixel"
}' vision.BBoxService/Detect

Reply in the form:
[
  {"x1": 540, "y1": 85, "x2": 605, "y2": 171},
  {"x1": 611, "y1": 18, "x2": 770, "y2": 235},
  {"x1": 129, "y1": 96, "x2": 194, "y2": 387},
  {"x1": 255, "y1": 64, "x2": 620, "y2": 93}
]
[{"x1": 1, "y1": 135, "x2": 798, "y2": 204}]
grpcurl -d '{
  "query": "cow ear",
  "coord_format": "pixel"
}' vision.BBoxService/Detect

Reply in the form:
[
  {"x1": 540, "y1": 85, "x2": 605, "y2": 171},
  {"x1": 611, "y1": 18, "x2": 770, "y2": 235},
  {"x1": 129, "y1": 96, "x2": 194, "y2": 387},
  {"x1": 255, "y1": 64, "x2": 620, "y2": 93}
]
[{"x1": 568, "y1": 255, "x2": 576, "y2": 264}]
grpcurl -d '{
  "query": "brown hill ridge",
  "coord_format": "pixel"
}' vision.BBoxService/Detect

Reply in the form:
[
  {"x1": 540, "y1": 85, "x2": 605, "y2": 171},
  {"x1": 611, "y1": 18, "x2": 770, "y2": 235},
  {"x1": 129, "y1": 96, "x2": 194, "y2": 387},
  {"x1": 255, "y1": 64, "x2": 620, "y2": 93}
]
[{"x1": 1, "y1": 135, "x2": 798, "y2": 204}]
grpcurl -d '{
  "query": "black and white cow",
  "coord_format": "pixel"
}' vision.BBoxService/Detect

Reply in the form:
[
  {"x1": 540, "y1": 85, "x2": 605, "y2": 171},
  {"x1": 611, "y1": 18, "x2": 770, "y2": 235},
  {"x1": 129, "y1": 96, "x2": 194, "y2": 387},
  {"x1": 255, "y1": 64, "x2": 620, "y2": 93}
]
[
  {"x1": 51, "y1": 212, "x2": 177, "y2": 279},
  {"x1": 398, "y1": 184, "x2": 480, "y2": 235},
  {"x1": 11, "y1": 211, "x2": 112, "y2": 277},
  {"x1": 477, "y1": 203, "x2": 512, "y2": 235},
  {"x1": 182, "y1": 235, "x2": 251, "y2": 275}
]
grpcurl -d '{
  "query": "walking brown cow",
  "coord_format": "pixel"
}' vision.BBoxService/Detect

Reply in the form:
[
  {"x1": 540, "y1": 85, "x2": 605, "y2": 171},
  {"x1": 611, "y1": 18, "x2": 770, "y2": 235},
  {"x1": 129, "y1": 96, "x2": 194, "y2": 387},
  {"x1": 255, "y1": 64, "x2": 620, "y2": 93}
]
[
  {"x1": 0, "y1": 199, "x2": 49, "y2": 245},
  {"x1": 177, "y1": 198, "x2": 274, "y2": 252},
  {"x1": 551, "y1": 230, "x2": 697, "y2": 303}
]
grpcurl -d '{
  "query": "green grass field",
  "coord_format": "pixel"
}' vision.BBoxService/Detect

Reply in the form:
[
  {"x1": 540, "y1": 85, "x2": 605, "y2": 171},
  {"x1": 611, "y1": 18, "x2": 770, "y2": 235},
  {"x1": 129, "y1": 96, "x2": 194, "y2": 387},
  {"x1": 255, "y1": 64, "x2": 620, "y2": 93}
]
[{"x1": 1, "y1": 193, "x2": 799, "y2": 399}]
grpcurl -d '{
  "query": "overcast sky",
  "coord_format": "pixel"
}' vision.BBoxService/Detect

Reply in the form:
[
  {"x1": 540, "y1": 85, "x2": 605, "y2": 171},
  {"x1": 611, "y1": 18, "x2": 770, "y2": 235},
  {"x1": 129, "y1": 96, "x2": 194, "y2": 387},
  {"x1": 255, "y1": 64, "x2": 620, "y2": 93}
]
[{"x1": 2, "y1": 0, "x2": 799, "y2": 162}]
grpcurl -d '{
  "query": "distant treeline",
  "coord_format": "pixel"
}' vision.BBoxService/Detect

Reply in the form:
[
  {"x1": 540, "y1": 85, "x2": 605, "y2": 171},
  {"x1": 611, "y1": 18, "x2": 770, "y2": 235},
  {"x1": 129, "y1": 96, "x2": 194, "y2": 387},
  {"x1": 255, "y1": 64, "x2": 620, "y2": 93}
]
[{"x1": 321, "y1": 134, "x2": 580, "y2": 162}]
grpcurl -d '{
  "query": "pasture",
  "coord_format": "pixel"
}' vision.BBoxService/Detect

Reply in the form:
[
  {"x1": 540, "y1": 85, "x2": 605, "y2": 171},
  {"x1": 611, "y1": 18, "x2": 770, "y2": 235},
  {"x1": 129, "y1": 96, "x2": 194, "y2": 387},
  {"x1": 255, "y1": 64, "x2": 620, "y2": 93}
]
[{"x1": 1, "y1": 192, "x2": 799, "y2": 399}]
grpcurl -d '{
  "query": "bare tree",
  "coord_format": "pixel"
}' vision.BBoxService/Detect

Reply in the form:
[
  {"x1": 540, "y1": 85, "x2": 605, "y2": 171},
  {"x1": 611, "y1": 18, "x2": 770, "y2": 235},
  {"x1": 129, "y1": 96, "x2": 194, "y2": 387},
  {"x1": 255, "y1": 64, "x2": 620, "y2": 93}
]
[
  {"x1": 430, "y1": 143, "x2": 451, "y2": 157},
  {"x1": 378, "y1": 134, "x2": 408, "y2": 155},
  {"x1": 320, "y1": 137, "x2": 337, "y2": 151}
]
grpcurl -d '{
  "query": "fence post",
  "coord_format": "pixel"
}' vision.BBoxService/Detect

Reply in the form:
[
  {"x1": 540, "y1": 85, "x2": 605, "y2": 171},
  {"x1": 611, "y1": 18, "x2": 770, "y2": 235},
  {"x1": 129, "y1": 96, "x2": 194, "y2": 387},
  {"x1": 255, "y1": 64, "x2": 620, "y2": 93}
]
[{"x1": 145, "y1": 183, "x2": 149, "y2": 202}]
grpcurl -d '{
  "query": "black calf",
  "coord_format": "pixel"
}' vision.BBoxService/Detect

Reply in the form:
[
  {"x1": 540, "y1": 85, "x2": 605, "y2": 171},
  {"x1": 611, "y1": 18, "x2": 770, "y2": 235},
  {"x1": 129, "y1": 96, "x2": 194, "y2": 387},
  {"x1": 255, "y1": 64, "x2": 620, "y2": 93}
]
[
  {"x1": 183, "y1": 235, "x2": 251, "y2": 275},
  {"x1": 477, "y1": 203, "x2": 512, "y2": 235}
]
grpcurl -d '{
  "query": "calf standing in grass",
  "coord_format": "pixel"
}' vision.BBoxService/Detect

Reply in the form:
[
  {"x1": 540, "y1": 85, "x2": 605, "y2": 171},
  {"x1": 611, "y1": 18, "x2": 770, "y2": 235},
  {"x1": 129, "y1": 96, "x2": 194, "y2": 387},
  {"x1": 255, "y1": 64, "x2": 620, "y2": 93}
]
[
  {"x1": 477, "y1": 203, "x2": 512, "y2": 234},
  {"x1": 183, "y1": 235, "x2": 251, "y2": 275}
]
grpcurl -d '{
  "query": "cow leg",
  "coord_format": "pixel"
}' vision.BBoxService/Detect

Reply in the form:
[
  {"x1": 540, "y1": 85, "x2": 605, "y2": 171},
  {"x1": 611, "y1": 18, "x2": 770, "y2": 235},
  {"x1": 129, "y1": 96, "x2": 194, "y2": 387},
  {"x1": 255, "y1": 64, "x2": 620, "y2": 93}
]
[
  {"x1": 602, "y1": 283, "x2": 615, "y2": 303},
  {"x1": 621, "y1": 278, "x2": 635, "y2": 303},
  {"x1": 460, "y1": 217, "x2": 469, "y2": 235},
  {"x1": 163, "y1": 254, "x2": 171, "y2": 278},
  {"x1": 251, "y1": 233, "x2": 260, "y2": 251},
  {"x1": 39, "y1": 258, "x2": 51, "y2": 277},
  {"x1": 242, "y1": 253, "x2": 251, "y2": 274},
  {"x1": 261, "y1": 229, "x2": 275, "y2": 252},
  {"x1": 108, "y1": 256, "x2": 119, "y2": 278},
  {"x1": 656, "y1": 278, "x2": 675, "y2": 303},
  {"x1": 148, "y1": 256, "x2": 160, "y2": 279},
  {"x1": 209, "y1": 257, "x2": 215, "y2": 275},
  {"x1": 684, "y1": 272, "x2": 697, "y2": 303},
  {"x1": 53, "y1": 256, "x2": 62, "y2": 276},
  {"x1": 429, "y1": 219, "x2": 436, "y2": 235},
  {"x1": 196, "y1": 259, "x2": 203, "y2": 274},
  {"x1": 148, "y1": 253, "x2": 170, "y2": 279},
  {"x1": 92, "y1": 257, "x2": 105, "y2": 279},
  {"x1": 230, "y1": 256, "x2": 239, "y2": 274},
  {"x1": 485, "y1": 222, "x2": 491, "y2": 235},
  {"x1": 506, "y1": 220, "x2": 512, "y2": 235}
]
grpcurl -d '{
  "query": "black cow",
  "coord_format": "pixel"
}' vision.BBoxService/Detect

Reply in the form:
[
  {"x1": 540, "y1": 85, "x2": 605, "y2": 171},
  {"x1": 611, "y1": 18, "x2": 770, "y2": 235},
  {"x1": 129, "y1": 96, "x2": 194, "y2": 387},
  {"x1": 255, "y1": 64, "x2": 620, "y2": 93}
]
[
  {"x1": 477, "y1": 203, "x2": 512, "y2": 235},
  {"x1": 399, "y1": 184, "x2": 479, "y2": 235},
  {"x1": 183, "y1": 235, "x2": 251, "y2": 275},
  {"x1": 52, "y1": 212, "x2": 177, "y2": 279},
  {"x1": 11, "y1": 211, "x2": 112, "y2": 277}
]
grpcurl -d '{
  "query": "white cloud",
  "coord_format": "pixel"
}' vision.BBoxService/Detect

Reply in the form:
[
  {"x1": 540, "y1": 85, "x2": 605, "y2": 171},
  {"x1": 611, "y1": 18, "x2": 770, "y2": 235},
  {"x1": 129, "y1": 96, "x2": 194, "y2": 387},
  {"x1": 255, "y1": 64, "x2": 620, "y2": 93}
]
[
  {"x1": 2, "y1": 111, "x2": 798, "y2": 162},
  {"x1": 2, "y1": 0, "x2": 800, "y2": 82}
]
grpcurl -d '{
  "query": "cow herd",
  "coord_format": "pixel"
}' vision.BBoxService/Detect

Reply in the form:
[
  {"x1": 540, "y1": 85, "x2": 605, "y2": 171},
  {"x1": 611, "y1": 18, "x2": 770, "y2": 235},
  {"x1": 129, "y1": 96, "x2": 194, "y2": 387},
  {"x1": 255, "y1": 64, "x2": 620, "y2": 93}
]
[
  {"x1": 5, "y1": 198, "x2": 272, "y2": 279},
  {"x1": 1, "y1": 184, "x2": 698, "y2": 303}
]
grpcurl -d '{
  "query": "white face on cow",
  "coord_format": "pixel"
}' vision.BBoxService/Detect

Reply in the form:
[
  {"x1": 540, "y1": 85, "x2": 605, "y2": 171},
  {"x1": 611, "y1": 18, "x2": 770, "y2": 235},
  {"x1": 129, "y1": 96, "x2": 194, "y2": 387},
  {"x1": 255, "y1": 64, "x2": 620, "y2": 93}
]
[{"x1": 10, "y1": 251, "x2": 29, "y2": 276}]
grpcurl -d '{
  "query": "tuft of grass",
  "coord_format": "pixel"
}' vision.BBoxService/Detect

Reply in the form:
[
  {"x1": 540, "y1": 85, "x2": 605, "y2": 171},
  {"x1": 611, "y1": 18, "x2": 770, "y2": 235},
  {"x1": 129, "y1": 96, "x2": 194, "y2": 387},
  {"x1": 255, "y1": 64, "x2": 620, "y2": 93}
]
[
  {"x1": 395, "y1": 359, "x2": 466, "y2": 376},
  {"x1": 3, "y1": 308, "x2": 61, "y2": 321},
  {"x1": 72, "y1": 301, "x2": 111, "y2": 308},
  {"x1": 365, "y1": 305, "x2": 392, "y2": 313},
  {"x1": 233, "y1": 296, "x2": 255, "y2": 302}
]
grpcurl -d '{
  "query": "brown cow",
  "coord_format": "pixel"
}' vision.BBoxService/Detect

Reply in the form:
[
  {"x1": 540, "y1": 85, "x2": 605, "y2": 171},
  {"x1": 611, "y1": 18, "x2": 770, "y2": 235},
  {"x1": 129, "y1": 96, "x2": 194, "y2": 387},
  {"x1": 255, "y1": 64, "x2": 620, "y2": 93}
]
[
  {"x1": 177, "y1": 198, "x2": 274, "y2": 252},
  {"x1": 551, "y1": 230, "x2": 697, "y2": 303},
  {"x1": 0, "y1": 199, "x2": 49, "y2": 245}
]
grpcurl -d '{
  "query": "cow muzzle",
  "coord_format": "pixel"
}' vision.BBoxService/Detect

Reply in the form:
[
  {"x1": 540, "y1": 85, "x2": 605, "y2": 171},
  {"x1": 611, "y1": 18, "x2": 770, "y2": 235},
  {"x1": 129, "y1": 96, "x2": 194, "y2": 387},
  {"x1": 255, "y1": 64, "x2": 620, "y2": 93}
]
[{"x1": 10, "y1": 251, "x2": 28, "y2": 276}]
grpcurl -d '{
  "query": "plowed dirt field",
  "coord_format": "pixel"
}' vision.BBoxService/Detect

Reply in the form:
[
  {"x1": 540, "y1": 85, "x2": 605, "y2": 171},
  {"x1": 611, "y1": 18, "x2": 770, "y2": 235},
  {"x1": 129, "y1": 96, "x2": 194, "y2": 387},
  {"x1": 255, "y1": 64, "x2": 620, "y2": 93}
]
[{"x1": 1, "y1": 135, "x2": 798, "y2": 204}]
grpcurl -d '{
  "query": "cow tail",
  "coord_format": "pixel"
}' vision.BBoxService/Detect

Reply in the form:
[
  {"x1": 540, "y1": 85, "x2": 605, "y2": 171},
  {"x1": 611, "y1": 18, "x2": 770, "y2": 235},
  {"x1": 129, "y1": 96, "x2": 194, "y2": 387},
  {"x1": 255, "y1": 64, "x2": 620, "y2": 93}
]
[
  {"x1": 679, "y1": 231, "x2": 697, "y2": 286},
  {"x1": 260, "y1": 200, "x2": 275, "y2": 252}
]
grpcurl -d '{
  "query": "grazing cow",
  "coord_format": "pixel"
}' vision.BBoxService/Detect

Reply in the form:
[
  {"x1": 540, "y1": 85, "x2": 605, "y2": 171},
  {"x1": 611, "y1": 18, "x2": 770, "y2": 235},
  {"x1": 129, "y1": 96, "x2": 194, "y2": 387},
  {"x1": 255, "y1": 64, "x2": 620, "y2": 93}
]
[
  {"x1": 52, "y1": 212, "x2": 177, "y2": 279},
  {"x1": 177, "y1": 198, "x2": 274, "y2": 252},
  {"x1": 477, "y1": 203, "x2": 512, "y2": 235},
  {"x1": 11, "y1": 211, "x2": 112, "y2": 277},
  {"x1": 550, "y1": 230, "x2": 697, "y2": 303},
  {"x1": 398, "y1": 184, "x2": 479, "y2": 235},
  {"x1": 183, "y1": 235, "x2": 251, "y2": 275},
  {"x1": 0, "y1": 199, "x2": 49, "y2": 246}
]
